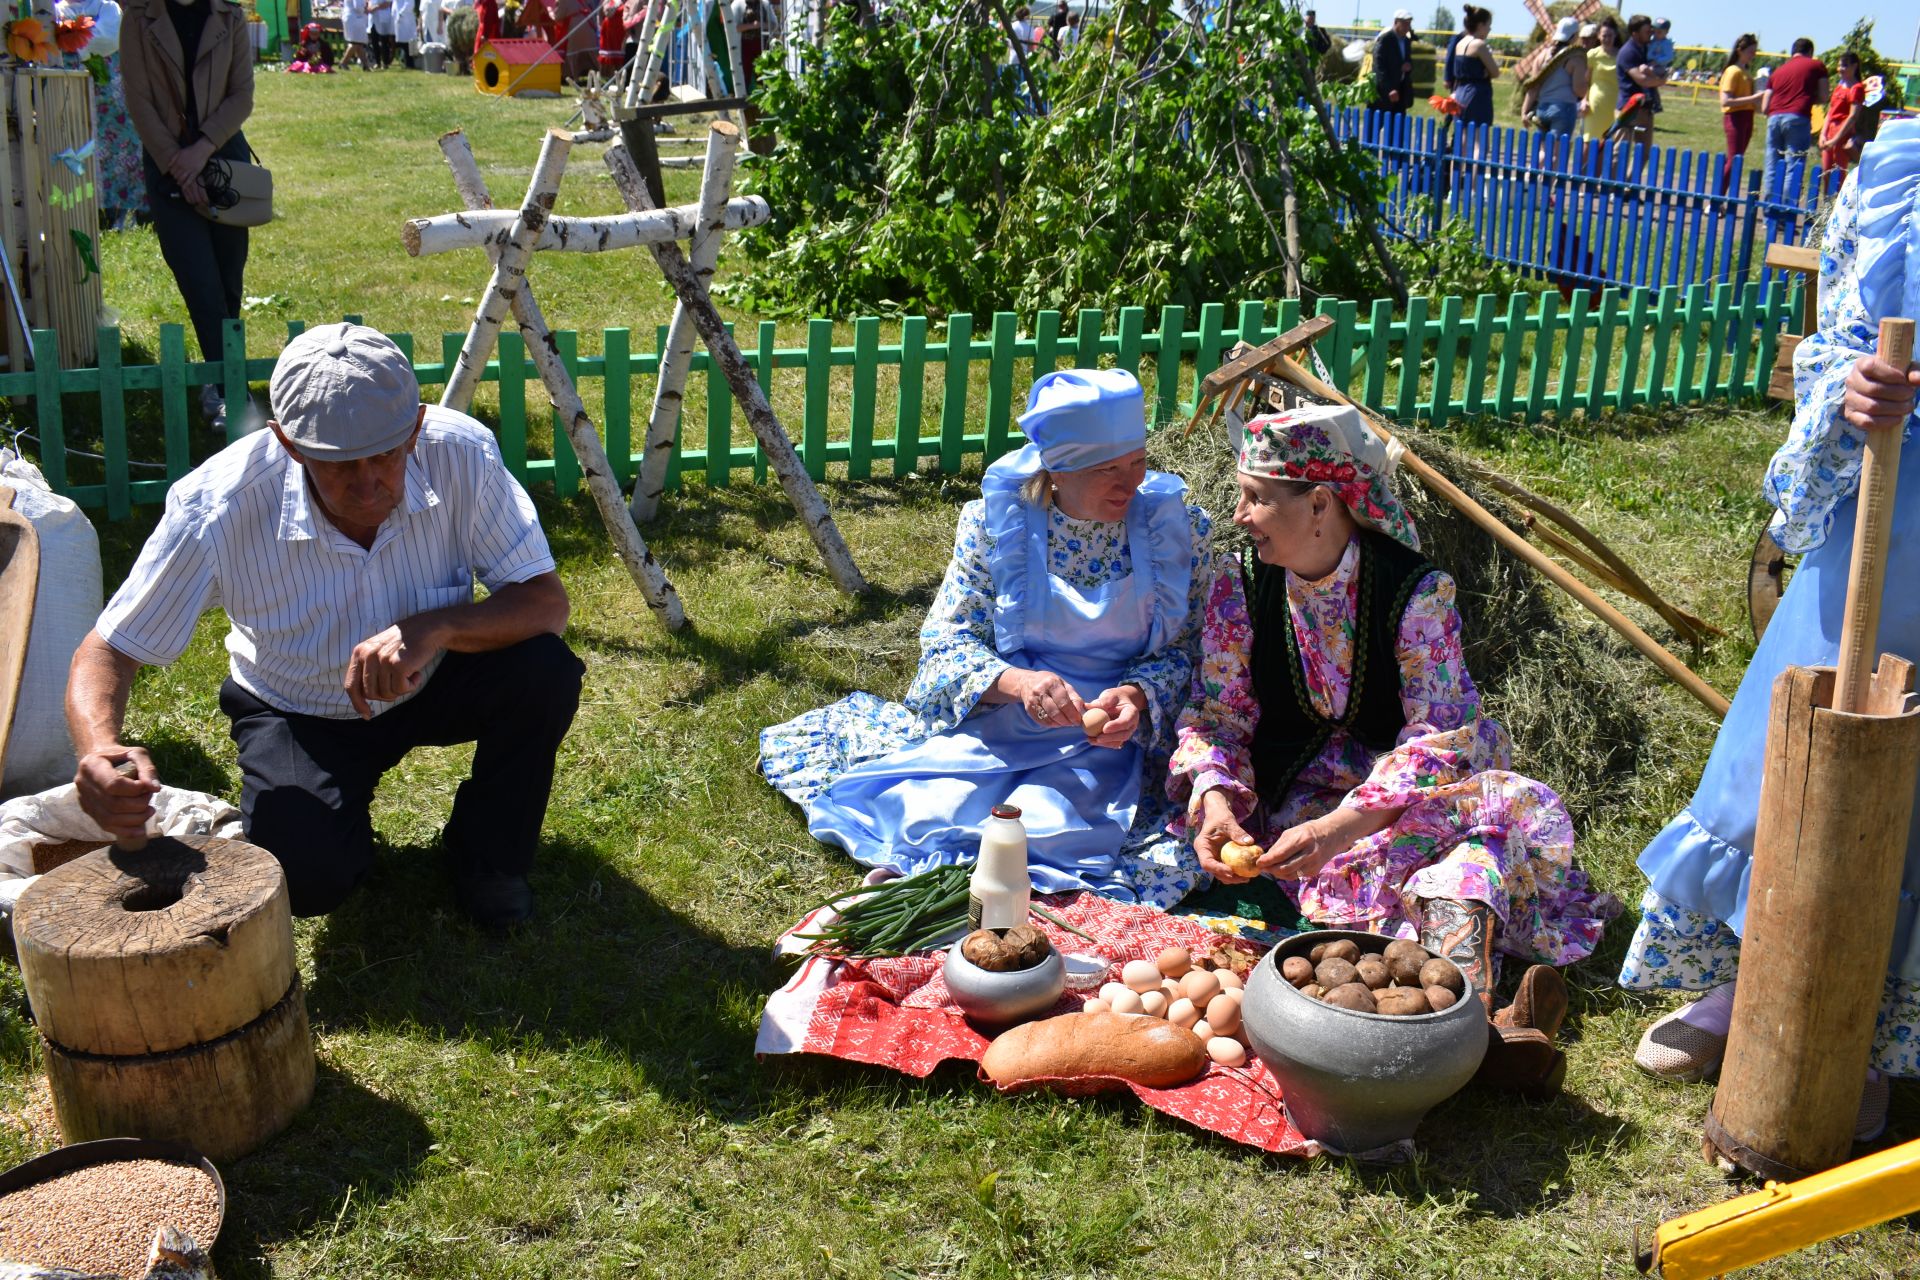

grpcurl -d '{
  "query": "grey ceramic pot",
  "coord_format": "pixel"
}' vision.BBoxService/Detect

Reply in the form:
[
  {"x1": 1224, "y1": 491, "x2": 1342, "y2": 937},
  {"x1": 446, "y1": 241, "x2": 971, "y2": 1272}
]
[
  {"x1": 1241, "y1": 929, "x2": 1488, "y2": 1152},
  {"x1": 943, "y1": 939, "x2": 1066, "y2": 1025}
]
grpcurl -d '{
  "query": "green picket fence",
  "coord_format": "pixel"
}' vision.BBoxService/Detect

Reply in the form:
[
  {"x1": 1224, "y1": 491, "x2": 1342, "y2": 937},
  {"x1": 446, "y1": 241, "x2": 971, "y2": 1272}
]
[{"x1": 2, "y1": 281, "x2": 1799, "y2": 520}]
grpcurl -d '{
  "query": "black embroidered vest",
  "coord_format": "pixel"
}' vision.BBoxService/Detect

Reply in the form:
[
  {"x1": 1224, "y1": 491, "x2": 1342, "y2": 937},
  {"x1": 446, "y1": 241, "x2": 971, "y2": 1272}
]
[{"x1": 1243, "y1": 530, "x2": 1437, "y2": 809}]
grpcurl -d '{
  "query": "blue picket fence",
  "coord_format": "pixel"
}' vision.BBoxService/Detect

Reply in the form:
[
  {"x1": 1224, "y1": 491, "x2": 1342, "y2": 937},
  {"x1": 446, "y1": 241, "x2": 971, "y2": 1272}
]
[{"x1": 1330, "y1": 105, "x2": 1846, "y2": 298}]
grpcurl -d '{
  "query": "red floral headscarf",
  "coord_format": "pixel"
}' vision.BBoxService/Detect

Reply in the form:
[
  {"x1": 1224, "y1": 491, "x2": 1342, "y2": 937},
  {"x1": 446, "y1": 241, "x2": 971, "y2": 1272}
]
[{"x1": 1236, "y1": 405, "x2": 1420, "y2": 550}]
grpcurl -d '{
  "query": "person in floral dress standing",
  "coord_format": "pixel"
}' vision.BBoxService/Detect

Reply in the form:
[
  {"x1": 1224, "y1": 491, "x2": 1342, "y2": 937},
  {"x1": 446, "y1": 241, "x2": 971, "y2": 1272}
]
[{"x1": 56, "y1": 0, "x2": 146, "y2": 227}]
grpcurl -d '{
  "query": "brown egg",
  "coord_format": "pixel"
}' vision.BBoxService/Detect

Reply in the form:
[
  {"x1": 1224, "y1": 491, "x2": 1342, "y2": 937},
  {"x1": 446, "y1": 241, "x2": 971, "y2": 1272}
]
[
  {"x1": 1108, "y1": 988, "x2": 1145, "y2": 1015},
  {"x1": 1122, "y1": 959, "x2": 1164, "y2": 993},
  {"x1": 1214, "y1": 968, "x2": 1244, "y2": 992},
  {"x1": 1191, "y1": 1019, "x2": 1214, "y2": 1040},
  {"x1": 1207, "y1": 1036, "x2": 1247, "y2": 1067},
  {"x1": 1205, "y1": 993, "x2": 1242, "y2": 1036},
  {"x1": 1167, "y1": 997, "x2": 1201, "y2": 1029},
  {"x1": 1082, "y1": 997, "x2": 1111, "y2": 1014},
  {"x1": 1180, "y1": 969, "x2": 1223, "y2": 1005},
  {"x1": 1156, "y1": 946, "x2": 1193, "y2": 979},
  {"x1": 1081, "y1": 707, "x2": 1111, "y2": 736},
  {"x1": 1139, "y1": 990, "x2": 1169, "y2": 1018}
]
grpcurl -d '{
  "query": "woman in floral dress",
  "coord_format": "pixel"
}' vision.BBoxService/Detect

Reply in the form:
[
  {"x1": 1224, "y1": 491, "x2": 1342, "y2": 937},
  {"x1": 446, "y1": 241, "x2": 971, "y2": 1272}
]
[
  {"x1": 56, "y1": 0, "x2": 146, "y2": 227},
  {"x1": 1170, "y1": 405, "x2": 1618, "y2": 1095},
  {"x1": 1622, "y1": 121, "x2": 1920, "y2": 1139},
  {"x1": 761, "y1": 369, "x2": 1211, "y2": 905}
]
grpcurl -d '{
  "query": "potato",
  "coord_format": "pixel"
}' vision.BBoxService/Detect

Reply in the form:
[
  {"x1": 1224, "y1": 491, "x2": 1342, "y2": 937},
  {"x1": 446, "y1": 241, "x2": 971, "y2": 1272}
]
[
  {"x1": 1280, "y1": 956, "x2": 1315, "y2": 988},
  {"x1": 1321, "y1": 939, "x2": 1362, "y2": 964},
  {"x1": 961, "y1": 925, "x2": 1050, "y2": 972},
  {"x1": 1386, "y1": 952, "x2": 1428, "y2": 987},
  {"x1": 1155, "y1": 946, "x2": 1192, "y2": 979},
  {"x1": 1309, "y1": 943, "x2": 1330, "y2": 964},
  {"x1": 1419, "y1": 957, "x2": 1466, "y2": 995},
  {"x1": 1424, "y1": 984, "x2": 1459, "y2": 1012},
  {"x1": 1314, "y1": 957, "x2": 1359, "y2": 990},
  {"x1": 1374, "y1": 987, "x2": 1433, "y2": 1017},
  {"x1": 1354, "y1": 957, "x2": 1392, "y2": 990},
  {"x1": 1322, "y1": 982, "x2": 1378, "y2": 1013},
  {"x1": 1383, "y1": 939, "x2": 1430, "y2": 966},
  {"x1": 1219, "y1": 840, "x2": 1263, "y2": 877},
  {"x1": 1300, "y1": 983, "x2": 1326, "y2": 1001}
]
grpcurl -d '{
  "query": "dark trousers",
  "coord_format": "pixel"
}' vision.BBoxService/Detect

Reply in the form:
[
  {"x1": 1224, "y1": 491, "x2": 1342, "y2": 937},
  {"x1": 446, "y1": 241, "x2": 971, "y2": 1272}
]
[
  {"x1": 143, "y1": 132, "x2": 250, "y2": 365},
  {"x1": 222, "y1": 634, "x2": 585, "y2": 917},
  {"x1": 371, "y1": 29, "x2": 395, "y2": 66}
]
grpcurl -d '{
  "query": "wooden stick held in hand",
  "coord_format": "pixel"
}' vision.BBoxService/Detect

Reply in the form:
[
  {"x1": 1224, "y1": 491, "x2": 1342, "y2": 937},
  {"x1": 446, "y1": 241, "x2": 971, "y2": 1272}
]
[{"x1": 1836, "y1": 317, "x2": 1916, "y2": 715}]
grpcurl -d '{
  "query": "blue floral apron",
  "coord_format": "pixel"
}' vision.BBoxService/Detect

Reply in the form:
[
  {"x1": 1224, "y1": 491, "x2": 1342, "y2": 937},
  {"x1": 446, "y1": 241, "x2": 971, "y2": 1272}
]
[{"x1": 804, "y1": 454, "x2": 1191, "y2": 896}]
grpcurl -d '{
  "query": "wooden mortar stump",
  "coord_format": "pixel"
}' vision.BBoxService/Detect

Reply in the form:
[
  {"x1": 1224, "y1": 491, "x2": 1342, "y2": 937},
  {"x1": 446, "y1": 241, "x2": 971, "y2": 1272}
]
[
  {"x1": 13, "y1": 835, "x2": 296, "y2": 1057},
  {"x1": 43, "y1": 978, "x2": 317, "y2": 1163}
]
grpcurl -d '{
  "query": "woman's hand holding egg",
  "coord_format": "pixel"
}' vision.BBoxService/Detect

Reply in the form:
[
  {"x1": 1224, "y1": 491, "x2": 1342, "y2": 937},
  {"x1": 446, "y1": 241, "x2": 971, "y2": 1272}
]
[
  {"x1": 1194, "y1": 789, "x2": 1262, "y2": 884},
  {"x1": 1082, "y1": 686, "x2": 1147, "y2": 749}
]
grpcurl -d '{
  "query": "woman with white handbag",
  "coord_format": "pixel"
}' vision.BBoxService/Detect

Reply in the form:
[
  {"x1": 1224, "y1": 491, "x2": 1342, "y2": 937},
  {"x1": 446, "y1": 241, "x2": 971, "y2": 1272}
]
[{"x1": 121, "y1": 0, "x2": 257, "y2": 433}]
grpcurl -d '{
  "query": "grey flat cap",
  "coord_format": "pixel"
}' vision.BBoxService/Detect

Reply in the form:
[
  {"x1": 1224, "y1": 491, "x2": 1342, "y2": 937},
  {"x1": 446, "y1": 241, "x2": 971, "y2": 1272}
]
[{"x1": 269, "y1": 323, "x2": 421, "y2": 460}]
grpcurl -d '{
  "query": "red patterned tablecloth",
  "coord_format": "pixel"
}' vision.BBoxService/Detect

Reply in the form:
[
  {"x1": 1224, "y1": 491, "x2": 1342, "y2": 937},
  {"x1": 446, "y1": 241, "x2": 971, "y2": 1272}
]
[{"x1": 757, "y1": 891, "x2": 1314, "y2": 1156}]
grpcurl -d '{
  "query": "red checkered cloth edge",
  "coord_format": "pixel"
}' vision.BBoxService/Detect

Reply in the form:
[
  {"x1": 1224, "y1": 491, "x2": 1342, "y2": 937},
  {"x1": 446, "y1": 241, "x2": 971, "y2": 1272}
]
[{"x1": 758, "y1": 891, "x2": 1313, "y2": 1156}]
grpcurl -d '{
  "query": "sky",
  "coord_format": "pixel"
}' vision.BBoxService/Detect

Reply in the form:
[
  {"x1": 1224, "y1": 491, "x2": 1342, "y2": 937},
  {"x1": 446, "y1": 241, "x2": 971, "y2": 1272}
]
[{"x1": 1342, "y1": 5, "x2": 1919, "y2": 57}]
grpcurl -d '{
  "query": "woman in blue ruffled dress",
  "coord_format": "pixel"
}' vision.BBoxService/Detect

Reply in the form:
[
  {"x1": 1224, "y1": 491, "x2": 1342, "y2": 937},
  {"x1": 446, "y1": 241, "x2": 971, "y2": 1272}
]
[
  {"x1": 760, "y1": 369, "x2": 1212, "y2": 906},
  {"x1": 1620, "y1": 121, "x2": 1920, "y2": 1139}
]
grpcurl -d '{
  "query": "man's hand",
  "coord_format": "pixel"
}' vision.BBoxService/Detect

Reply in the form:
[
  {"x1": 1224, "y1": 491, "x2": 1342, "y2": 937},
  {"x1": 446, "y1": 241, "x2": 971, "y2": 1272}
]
[
  {"x1": 344, "y1": 617, "x2": 445, "y2": 718},
  {"x1": 1193, "y1": 788, "x2": 1259, "y2": 884},
  {"x1": 1844, "y1": 351, "x2": 1920, "y2": 433},
  {"x1": 74, "y1": 746, "x2": 160, "y2": 843},
  {"x1": 1084, "y1": 685, "x2": 1147, "y2": 749}
]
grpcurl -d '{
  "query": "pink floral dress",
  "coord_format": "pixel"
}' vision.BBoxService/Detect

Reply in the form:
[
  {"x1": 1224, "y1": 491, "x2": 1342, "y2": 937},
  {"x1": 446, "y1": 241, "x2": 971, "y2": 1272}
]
[{"x1": 1168, "y1": 535, "x2": 1618, "y2": 965}]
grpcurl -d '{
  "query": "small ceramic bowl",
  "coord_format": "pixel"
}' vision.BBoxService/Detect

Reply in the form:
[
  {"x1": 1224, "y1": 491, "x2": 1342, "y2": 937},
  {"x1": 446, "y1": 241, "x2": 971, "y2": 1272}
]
[{"x1": 944, "y1": 938, "x2": 1066, "y2": 1025}]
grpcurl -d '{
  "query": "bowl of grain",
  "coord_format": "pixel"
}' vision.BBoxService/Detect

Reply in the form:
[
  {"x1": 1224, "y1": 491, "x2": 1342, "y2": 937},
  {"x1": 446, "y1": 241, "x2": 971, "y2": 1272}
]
[{"x1": 0, "y1": 1138, "x2": 224, "y2": 1277}]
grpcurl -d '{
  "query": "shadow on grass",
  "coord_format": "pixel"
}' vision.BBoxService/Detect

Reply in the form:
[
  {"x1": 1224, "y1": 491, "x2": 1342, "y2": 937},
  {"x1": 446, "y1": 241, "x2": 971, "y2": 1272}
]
[
  {"x1": 301, "y1": 835, "x2": 788, "y2": 1116},
  {"x1": 211, "y1": 1062, "x2": 433, "y2": 1279},
  {"x1": 139, "y1": 731, "x2": 233, "y2": 801}
]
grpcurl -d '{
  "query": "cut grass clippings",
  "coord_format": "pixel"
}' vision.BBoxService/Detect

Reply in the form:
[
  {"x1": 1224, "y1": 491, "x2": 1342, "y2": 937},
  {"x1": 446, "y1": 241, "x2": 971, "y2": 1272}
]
[{"x1": 0, "y1": 69, "x2": 1914, "y2": 1279}]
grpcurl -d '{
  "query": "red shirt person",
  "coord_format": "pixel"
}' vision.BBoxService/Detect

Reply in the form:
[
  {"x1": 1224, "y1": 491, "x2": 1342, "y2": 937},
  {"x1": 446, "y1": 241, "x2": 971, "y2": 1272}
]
[
  {"x1": 1760, "y1": 37, "x2": 1829, "y2": 198},
  {"x1": 1822, "y1": 52, "x2": 1868, "y2": 176}
]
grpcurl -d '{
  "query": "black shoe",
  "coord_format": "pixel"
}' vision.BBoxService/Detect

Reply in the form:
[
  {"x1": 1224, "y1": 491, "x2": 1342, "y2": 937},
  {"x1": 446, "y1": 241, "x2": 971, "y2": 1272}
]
[{"x1": 455, "y1": 871, "x2": 534, "y2": 929}]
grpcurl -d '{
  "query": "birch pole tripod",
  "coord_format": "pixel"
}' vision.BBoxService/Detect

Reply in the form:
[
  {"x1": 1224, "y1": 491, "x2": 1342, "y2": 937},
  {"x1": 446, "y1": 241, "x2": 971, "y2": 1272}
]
[{"x1": 405, "y1": 121, "x2": 867, "y2": 630}]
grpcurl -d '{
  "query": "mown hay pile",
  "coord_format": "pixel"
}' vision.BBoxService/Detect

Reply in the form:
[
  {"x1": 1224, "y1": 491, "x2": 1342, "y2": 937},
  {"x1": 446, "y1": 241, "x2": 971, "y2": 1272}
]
[{"x1": 1147, "y1": 406, "x2": 1663, "y2": 825}]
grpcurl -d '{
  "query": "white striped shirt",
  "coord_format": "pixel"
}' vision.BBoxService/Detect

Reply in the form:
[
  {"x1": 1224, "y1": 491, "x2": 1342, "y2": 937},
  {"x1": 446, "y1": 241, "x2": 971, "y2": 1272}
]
[{"x1": 98, "y1": 407, "x2": 557, "y2": 719}]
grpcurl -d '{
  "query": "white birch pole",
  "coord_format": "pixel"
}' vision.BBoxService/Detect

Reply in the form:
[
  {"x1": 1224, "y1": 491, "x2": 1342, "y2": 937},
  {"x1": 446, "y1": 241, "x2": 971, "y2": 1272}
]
[
  {"x1": 402, "y1": 197, "x2": 769, "y2": 257},
  {"x1": 438, "y1": 130, "x2": 689, "y2": 630},
  {"x1": 621, "y1": 0, "x2": 663, "y2": 109},
  {"x1": 635, "y1": 1, "x2": 679, "y2": 103},
  {"x1": 629, "y1": 116, "x2": 737, "y2": 521},
  {"x1": 688, "y1": 0, "x2": 733, "y2": 121},
  {"x1": 607, "y1": 126, "x2": 868, "y2": 597}
]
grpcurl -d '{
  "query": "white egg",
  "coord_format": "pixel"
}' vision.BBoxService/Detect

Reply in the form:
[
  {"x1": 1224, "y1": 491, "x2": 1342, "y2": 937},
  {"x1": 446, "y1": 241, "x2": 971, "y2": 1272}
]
[
  {"x1": 1139, "y1": 990, "x2": 1168, "y2": 1018},
  {"x1": 1099, "y1": 981, "x2": 1133, "y2": 1005},
  {"x1": 1191, "y1": 1019, "x2": 1213, "y2": 1040},
  {"x1": 1109, "y1": 987, "x2": 1145, "y2": 1015},
  {"x1": 1082, "y1": 997, "x2": 1110, "y2": 1014},
  {"x1": 1161, "y1": 978, "x2": 1182, "y2": 1000},
  {"x1": 1207, "y1": 1036, "x2": 1248, "y2": 1067},
  {"x1": 1167, "y1": 997, "x2": 1200, "y2": 1029},
  {"x1": 1122, "y1": 959, "x2": 1164, "y2": 993}
]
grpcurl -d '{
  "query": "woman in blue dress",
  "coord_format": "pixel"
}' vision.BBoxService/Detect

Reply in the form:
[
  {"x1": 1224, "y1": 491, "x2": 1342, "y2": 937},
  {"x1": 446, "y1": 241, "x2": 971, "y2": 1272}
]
[
  {"x1": 1448, "y1": 7, "x2": 1499, "y2": 128},
  {"x1": 1620, "y1": 122, "x2": 1920, "y2": 1140},
  {"x1": 760, "y1": 369, "x2": 1212, "y2": 906}
]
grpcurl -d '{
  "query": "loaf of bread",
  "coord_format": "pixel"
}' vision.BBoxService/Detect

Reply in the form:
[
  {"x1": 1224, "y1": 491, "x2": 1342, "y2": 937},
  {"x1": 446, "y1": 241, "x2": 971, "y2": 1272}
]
[{"x1": 980, "y1": 1011, "x2": 1207, "y2": 1089}]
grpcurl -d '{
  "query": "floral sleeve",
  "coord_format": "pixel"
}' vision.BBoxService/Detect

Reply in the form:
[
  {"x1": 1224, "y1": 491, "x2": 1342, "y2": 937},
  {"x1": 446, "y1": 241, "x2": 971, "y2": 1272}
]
[
  {"x1": 1119, "y1": 504, "x2": 1213, "y2": 751},
  {"x1": 902, "y1": 500, "x2": 1010, "y2": 734},
  {"x1": 1340, "y1": 570, "x2": 1509, "y2": 813},
  {"x1": 1167, "y1": 565, "x2": 1260, "y2": 825},
  {"x1": 1760, "y1": 170, "x2": 1914, "y2": 554}
]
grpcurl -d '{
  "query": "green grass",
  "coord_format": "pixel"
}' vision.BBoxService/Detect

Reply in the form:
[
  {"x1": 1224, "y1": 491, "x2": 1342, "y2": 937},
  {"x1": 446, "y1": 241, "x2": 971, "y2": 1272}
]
[{"x1": 3, "y1": 68, "x2": 1916, "y2": 1278}]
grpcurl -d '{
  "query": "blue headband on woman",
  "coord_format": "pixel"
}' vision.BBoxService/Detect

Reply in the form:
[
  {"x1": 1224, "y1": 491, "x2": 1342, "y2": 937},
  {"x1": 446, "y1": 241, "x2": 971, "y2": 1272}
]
[
  {"x1": 1015, "y1": 369, "x2": 1147, "y2": 473},
  {"x1": 1853, "y1": 118, "x2": 1920, "y2": 335}
]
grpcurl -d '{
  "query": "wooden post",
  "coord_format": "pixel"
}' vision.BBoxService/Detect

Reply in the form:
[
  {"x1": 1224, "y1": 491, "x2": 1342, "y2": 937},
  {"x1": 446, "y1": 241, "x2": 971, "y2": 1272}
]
[
  {"x1": 438, "y1": 130, "x2": 688, "y2": 631},
  {"x1": 631, "y1": 116, "x2": 738, "y2": 521},
  {"x1": 1707, "y1": 316, "x2": 1920, "y2": 1180},
  {"x1": 607, "y1": 128, "x2": 869, "y2": 598}
]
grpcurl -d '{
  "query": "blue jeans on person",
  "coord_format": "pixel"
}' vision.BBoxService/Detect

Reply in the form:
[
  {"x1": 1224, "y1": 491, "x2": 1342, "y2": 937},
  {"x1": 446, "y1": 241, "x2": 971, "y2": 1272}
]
[
  {"x1": 1763, "y1": 112, "x2": 1811, "y2": 215},
  {"x1": 1536, "y1": 100, "x2": 1578, "y2": 136}
]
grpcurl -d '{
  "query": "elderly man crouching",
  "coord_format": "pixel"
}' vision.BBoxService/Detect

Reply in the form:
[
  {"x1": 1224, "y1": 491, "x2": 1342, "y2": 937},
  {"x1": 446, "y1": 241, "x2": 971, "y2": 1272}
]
[{"x1": 67, "y1": 324, "x2": 584, "y2": 927}]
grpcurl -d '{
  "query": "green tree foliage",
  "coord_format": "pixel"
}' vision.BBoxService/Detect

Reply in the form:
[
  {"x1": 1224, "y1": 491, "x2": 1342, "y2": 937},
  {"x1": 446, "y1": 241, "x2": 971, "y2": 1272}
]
[
  {"x1": 1821, "y1": 17, "x2": 1906, "y2": 112},
  {"x1": 732, "y1": 0, "x2": 1399, "y2": 318},
  {"x1": 1431, "y1": 6, "x2": 1453, "y2": 33}
]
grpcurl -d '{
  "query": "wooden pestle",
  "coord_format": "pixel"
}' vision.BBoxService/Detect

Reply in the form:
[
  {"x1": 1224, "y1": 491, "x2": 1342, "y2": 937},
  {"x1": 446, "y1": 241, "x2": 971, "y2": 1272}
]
[{"x1": 1836, "y1": 317, "x2": 1917, "y2": 714}]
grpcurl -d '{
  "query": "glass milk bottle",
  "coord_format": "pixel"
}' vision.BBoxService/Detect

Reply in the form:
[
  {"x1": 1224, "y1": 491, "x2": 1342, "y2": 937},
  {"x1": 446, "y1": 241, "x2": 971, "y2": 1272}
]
[{"x1": 969, "y1": 803, "x2": 1030, "y2": 931}]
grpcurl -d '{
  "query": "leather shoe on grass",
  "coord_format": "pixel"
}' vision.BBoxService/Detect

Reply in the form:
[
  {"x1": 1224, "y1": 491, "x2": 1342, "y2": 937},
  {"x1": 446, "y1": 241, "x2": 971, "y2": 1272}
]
[
  {"x1": 1492, "y1": 964, "x2": 1569, "y2": 1040},
  {"x1": 455, "y1": 871, "x2": 534, "y2": 930},
  {"x1": 1473, "y1": 1024, "x2": 1567, "y2": 1100}
]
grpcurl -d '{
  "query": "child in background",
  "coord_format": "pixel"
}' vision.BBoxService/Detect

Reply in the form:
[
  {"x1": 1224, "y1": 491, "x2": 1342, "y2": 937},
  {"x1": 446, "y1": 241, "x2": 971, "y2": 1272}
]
[
  {"x1": 1646, "y1": 18, "x2": 1674, "y2": 79},
  {"x1": 287, "y1": 22, "x2": 334, "y2": 73}
]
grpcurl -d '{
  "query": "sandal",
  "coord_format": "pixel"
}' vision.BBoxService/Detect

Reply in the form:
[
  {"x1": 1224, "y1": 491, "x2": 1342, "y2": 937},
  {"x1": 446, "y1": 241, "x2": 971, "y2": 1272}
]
[{"x1": 1633, "y1": 1003, "x2": 1726, "y2": 1083}]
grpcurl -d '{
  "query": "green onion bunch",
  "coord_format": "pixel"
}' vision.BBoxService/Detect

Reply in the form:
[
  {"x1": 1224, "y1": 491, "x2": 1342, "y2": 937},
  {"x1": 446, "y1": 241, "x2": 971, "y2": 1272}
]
[{"x1": 795, "y1": 865, "x2": 972, "y2": 958}]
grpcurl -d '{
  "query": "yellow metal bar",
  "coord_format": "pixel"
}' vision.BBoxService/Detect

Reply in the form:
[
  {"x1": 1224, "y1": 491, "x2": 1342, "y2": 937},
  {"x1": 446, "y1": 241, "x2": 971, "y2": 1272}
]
[{"x1": 1642, "y1": 1138, "x2": 1920, "y2": 1279}]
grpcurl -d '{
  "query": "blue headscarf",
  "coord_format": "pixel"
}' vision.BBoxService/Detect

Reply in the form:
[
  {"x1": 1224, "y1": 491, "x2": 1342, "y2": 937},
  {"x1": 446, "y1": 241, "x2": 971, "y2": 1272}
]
[
  {"x1": 1012, "y1": 369, "x2": 1147, "y2": 474},
  {"x1": 1853, "y1": 118, "x2": 1920, "y2": 332}
]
